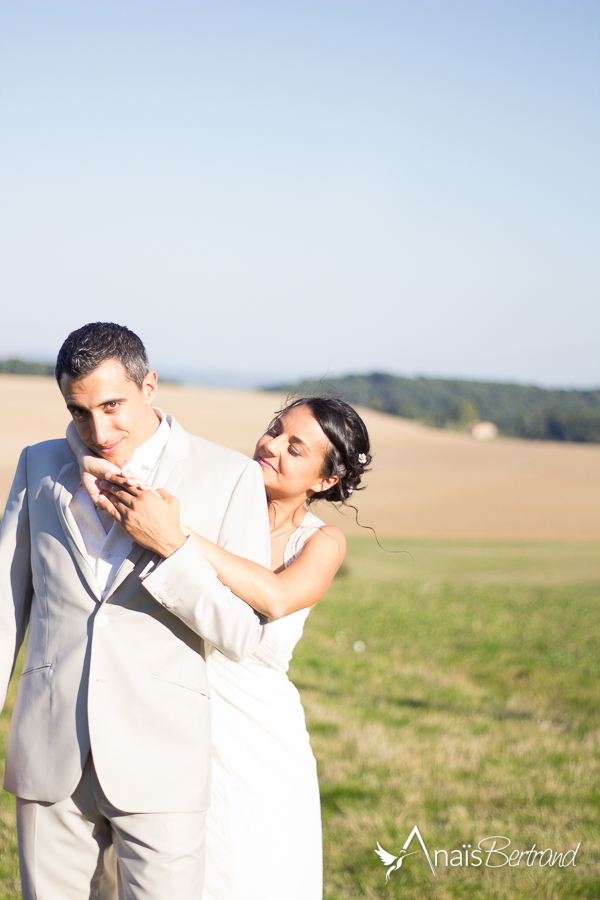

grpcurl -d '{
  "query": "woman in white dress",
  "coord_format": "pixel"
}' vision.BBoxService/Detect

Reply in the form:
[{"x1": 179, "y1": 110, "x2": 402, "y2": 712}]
[{"x1": 69, "y1": 396, "x2": 371, "y2": 900}]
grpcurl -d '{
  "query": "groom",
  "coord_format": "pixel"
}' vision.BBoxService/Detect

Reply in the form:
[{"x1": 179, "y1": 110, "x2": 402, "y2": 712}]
[{"x1": 0, "y1": 322, "x2": 270, "y2": 899}]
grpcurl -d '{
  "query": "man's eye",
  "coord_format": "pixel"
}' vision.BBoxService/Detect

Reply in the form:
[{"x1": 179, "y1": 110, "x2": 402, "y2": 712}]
[{"x1": 106, "y1": 402, "x2": 120, "y2": 410}]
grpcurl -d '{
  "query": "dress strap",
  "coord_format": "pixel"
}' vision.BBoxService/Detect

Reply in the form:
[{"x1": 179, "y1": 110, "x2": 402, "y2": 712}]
[{"x1": 283, "y1": 510, "x2": 326, "y2": 569}]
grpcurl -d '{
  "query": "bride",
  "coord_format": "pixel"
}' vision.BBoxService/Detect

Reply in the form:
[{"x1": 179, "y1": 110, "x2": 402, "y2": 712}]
[{"x1": 68, "y1": 395, "x2": 371, "y2": 900}]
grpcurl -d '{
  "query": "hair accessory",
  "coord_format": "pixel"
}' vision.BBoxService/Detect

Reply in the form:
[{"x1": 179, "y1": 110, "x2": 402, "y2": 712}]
[
  {"x1": 347, "y1": 487, "x2": 354, "y2": 494},
  {"x1": 358, "y1": 453, "x2": 368, "y2": 465}
]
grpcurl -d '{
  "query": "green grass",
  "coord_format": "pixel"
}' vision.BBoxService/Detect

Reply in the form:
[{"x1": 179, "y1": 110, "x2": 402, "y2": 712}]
[
  {"x1": 0, "y1": 660, "x2": 20, "y2": 900},
  {"x1": 291, "y1": 538, "x2": 600, "y2": 899},
  {"x1": 1, "y1": 538, "x2": 599, "y2": 899}
]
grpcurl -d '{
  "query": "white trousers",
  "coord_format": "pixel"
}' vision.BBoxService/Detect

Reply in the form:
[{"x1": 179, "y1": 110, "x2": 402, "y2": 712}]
[{"x1": 16, "y1": 755, "x2": 207, "y2": 900}]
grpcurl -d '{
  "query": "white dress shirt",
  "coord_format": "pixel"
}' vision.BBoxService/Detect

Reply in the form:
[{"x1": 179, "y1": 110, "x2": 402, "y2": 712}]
[{"x1": 69, "y1": 410, "x2": 170, "y2": 599}]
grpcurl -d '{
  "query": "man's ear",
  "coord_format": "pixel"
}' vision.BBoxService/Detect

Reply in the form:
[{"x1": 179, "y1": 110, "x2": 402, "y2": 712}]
[
  {"x1": 310, "y1": 475, "x2": 338, "y2": 495},
  {"x1": 142, "y1": 370, "x2": 158, "y2": 405}
]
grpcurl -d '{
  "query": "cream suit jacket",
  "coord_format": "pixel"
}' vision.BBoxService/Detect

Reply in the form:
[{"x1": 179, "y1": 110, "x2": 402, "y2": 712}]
[{"x1": 0, "y1": 415, "x2": 270, "y2": 813}]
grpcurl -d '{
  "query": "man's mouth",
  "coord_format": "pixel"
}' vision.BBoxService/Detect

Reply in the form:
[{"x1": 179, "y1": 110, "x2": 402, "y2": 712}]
[{"x1": 95, "y1": 439, "x2": 123, "y2": 456}]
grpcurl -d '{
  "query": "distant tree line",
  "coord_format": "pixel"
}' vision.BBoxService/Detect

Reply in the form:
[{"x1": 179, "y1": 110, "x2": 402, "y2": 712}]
[
  {"x1": 265, "y1": 373, "x2": 600, "y2": 443},
  {"x1": 0, "y1": 358, "x2": 55, "y2": 376},
  {"x1": 0, "y1": 358, "x2": 180, "y2": 386}
]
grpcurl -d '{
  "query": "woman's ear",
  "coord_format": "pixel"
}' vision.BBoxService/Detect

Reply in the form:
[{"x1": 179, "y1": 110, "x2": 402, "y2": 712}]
[{"x1": 310, "y1": 475, "x2": 338, "y2": 495}]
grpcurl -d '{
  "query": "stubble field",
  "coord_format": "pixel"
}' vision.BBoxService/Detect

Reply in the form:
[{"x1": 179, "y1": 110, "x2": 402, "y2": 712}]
[{"x1": 1, "y1": 374, "x2": 599, "y2": 542}]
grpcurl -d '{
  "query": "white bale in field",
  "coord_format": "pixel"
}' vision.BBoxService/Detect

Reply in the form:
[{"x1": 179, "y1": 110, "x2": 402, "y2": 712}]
[{"x1": 471, "y1": 421, "x2": 498, "y2": 441}]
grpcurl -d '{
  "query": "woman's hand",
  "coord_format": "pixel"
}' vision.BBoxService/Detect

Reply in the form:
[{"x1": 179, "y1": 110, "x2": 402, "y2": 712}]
[
  {"x1": 81, "y1": 471, "x2": 106, "y2": 505},
  {"x1": 67, "y1": 420, "x2": 126, "y2": 503},
  {"x1": 97, "y1": 473, "x2": 187, "y2": 558}
]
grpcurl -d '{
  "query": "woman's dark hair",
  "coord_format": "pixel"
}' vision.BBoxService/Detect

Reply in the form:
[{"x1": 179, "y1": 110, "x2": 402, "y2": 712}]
[
  {"x1": 55, "y1": 322, "x2": 149, "y2": 387},
  {"x1": 272, "y1": 396, "x2": 371, "y2": 506},
  {"x1": 272, "y1": 395, "x2": 408, "y2": 556}
]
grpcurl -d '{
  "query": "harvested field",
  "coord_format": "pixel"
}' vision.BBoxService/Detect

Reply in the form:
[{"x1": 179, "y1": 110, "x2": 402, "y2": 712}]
[{"x1": 0, "y1": 375, "x2": 598, "y2": 541}]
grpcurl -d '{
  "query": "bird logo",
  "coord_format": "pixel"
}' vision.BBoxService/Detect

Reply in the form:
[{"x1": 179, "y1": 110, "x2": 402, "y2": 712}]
[{"x1": 375, "y1": 842, "x2": 421, "y2": 882}]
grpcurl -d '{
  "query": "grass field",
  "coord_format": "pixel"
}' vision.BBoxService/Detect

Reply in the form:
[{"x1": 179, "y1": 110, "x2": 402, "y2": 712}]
[{"x1": 1, "y1": 538, "x2": 599, "y2": 899}]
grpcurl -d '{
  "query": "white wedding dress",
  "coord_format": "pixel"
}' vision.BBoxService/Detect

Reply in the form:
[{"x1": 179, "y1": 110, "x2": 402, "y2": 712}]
[{"x1": 202, "y1": 511, "x2": 324, "y2": 900}]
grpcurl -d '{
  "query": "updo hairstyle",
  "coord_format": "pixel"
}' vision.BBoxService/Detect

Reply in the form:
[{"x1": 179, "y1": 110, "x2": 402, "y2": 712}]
[{"x1": 273, "y1": 396, "x2": 371, "y2": 505}]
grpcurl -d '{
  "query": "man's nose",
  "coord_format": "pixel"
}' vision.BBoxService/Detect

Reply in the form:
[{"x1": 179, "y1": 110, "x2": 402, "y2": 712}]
[{"x1": 89, "y1": 413, "x2": 110, "y2": 446}]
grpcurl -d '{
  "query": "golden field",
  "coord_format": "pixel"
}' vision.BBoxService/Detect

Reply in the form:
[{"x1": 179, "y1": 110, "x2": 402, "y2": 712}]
[{"x1": 0, "y1": 374, "x2": 598, "y2": 541}]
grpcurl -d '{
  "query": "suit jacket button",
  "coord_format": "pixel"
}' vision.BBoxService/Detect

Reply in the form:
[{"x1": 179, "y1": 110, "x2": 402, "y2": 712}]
[{"x1": 96, "y1": 613, "x2": 109, "y2": 627}]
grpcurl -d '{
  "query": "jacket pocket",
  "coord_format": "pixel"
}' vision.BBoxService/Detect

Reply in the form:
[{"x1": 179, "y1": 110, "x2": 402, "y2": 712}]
[
  {"x1": 21, "y1": 663, "x2": 51, "y2": 677},
  {"x1": 151, "y1": 674, "x2": 210, "y2": 697}
]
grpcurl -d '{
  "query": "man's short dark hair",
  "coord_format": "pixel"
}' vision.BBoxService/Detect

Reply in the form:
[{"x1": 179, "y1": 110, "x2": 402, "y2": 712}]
[{"x1": 55, "y1": 322, "x2": 149, "y2": 388}]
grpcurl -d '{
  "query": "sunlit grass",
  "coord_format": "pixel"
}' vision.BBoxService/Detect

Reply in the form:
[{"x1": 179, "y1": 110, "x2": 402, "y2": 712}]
[
  {"x1": 0, "y1": 655, "x2": 21, "y2": 900},
  {"x1": 292, "y1": 538, "x2": 600, "y2": 899},
  {"x1": 339, "y1": 536, "x2": 600, "y2": 587},
  {"x1": 1, "y1": 538, "x2": 599, "y2": 899}
]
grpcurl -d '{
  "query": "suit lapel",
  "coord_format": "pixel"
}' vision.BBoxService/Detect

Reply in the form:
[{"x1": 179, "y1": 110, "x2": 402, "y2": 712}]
[
  {"x1": 152, "y1": 415, "x2": 189, "y2": 494},
  {"x1": 104, "y1": 543, "x2": 149, "y2": 600},
  {"x1": 53, "y1": 461, "x2": 102, "y2": 602}
]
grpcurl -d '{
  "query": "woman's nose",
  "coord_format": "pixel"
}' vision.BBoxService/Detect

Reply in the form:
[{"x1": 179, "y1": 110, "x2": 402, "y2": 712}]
[{"x1": 262, "y1": 435, "x2": 282, "y2": 455}]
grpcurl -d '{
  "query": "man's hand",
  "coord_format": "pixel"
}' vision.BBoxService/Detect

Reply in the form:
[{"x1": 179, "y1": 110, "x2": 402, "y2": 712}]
[{"x1": 97, "y1": 474, "x2": 187, "y2": 558}]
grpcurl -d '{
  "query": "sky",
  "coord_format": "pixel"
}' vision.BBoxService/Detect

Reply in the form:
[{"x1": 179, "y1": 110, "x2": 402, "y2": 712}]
[{"x1": 0, "y1": 0, "x2": 598, "y2": 389}]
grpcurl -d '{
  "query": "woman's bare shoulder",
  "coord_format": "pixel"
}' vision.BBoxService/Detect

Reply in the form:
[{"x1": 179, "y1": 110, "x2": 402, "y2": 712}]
[{"x1": 306, "y1": 524, "x2": 346, "y2": 554}]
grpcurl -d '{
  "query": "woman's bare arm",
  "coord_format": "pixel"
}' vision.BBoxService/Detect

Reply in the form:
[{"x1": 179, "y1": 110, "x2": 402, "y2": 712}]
[
  {"x1": 186, "y1": 524, "x2": 346, "y2": 620},
  {"x1": 98, "y1": 473, "x2": 346, "y2": 618}
]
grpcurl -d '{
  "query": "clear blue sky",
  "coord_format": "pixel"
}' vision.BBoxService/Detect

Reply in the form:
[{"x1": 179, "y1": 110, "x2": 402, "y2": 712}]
[{"x1": 1, "y1": 1, "x2": 598, "y2": 387}]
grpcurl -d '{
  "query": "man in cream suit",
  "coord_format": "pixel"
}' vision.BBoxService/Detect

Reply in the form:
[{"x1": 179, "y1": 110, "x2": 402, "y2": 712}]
[{"x1": 0, "y1": 322, "x2": 270, "y2": 899}]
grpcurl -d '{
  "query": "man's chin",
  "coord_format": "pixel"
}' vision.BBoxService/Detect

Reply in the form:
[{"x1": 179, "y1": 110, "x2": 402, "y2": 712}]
[
  {"x1": 103, "y1": 453, "x2": 130, "y2": 469},
  {"x1": 101, "y1": 457, "x2": 124, "y2": 469}
]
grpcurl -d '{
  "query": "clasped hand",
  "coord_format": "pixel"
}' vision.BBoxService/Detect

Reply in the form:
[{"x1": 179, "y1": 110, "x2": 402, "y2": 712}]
[{"x1": 97, "y1": 473, "x2": 187, "y2": 558}]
